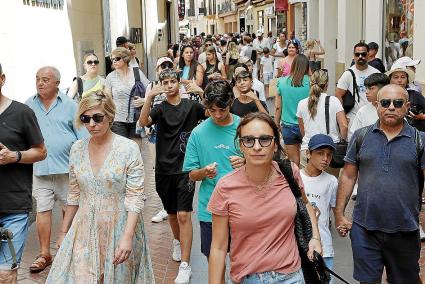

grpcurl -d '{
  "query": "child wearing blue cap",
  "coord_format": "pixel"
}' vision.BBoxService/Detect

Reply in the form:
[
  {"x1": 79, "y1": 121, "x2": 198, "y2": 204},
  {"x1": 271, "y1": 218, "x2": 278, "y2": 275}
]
[{"x1": 300, "y1": 133, "x2": 338, "y2": 283}]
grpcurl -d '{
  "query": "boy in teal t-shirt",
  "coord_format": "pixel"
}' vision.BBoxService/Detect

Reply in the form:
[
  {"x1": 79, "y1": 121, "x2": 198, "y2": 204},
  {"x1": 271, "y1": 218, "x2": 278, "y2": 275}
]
[{"x1": 183, "y1": 81, "x2": 244, "y2": 259}]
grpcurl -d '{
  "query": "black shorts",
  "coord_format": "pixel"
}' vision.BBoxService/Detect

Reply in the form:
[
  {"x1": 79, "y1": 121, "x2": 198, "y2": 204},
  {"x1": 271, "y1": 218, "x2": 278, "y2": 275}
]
[
  {"x1": 111, "y1": 121, "x2": 138, "y2": 138},
  {"x1": 200, "y1": 221, "x2": 230, "y2": 258},
  {"x1": 155, "y1": 173, "x2": 195, "y2": 214},
  {"x1": 350, "y1": 222, "x2": 420, "y2": 283}
]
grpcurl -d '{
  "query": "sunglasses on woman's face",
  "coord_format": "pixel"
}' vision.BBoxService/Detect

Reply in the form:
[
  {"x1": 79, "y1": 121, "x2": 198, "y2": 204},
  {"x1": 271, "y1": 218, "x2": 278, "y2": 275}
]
[
  {"x1": 112, "y1": 57, "x2": 122, "y2": 63},
  {"x1": 80, "y1": 113, "x2": 106, "y2": 124},
  {"x1": 240, "y1": 135, "x2": 274, "y2": 148},
  {"x1": 160, "y1": 62, "x2": 173, "y2": 69},
  {"x1": 86, "y1": 60, "x2": 99, "y2": 65},
  {"x1": 379, "y1": 99, "x2": 405, "y2": 109}
]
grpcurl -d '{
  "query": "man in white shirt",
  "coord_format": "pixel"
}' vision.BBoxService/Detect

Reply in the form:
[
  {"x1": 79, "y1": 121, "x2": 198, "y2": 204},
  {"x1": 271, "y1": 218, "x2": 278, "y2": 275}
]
[
  {"x1": 252, "y1": 31, "x2": 268, "y2": 79},
  {"x1": 348, "y1": 73, "x2": 389, "y2": 141},
  {"x1": 336, "y1": 42, "x2": 380, "y2": 126},
  {"x1": 197, "y1": 38, "x2": 222, "y2": 64}
]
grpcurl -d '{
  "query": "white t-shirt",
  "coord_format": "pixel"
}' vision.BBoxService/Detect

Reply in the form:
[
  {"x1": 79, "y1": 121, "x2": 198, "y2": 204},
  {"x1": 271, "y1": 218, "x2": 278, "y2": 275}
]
[
  {"x1": 348, "y1": 103, "x2": 378, "y2": 141},
  {"x1": 336, "y1": 65, "x2": 380, "y2": 120},
  {"x1": 198, "y1": 52, "x2": 223, "y2": 64},
  {"x1": 300, "y1": 171, "x2": 337, "y2": 258},
  {"x1": 253, "y1": 78, "x2": 266, "y2": 102},
  {"x1": 272, "y1": 43, "x2": 287, "y2": 70},
  {"x1": 260, "y1": 56, "x2": 274, "y2": 74},
  {"x1": 296, "y1": 93, "x2": 344, "y2": 150}
]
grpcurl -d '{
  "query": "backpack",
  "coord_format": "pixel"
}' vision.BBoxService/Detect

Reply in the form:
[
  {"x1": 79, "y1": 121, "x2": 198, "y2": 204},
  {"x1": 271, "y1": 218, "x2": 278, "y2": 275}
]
[
  {"x1": 355, "y1": 125, "x2": 424, "y2": 209},
  {"x1": 341, "y1": 69, "x2": 359, "y2": 113},
  {"x1": 129, "y1": 67, "x2": 146, "y2": 122},
  {"x1": 72, "y1": 77, "x2": 83, "y2": 103}
]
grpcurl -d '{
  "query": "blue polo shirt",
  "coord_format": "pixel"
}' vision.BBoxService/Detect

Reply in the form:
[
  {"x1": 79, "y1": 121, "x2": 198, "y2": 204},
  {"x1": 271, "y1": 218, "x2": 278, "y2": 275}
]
[
  {"x1": 345, "y1": 121, "x2": 425, "y2": 233},
  {"x1": 26, "y1": 92, "x2": 88, "y2": 176}
]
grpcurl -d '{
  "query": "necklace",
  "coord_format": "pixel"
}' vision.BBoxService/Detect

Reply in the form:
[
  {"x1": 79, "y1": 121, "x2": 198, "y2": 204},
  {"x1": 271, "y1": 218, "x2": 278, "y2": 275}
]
[{"x1": 245, "y1": 166, "x2": 274, "y2": 192}]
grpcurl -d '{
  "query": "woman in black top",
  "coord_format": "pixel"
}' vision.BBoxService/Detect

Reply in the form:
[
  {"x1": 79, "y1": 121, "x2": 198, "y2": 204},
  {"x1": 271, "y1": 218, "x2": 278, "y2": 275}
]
[
  {"x1": 201, "y1": 46, "x2": 226, "y2": 89},
  {"x1": 230, "y1": 70, "x2": 268, "y2": 117}
]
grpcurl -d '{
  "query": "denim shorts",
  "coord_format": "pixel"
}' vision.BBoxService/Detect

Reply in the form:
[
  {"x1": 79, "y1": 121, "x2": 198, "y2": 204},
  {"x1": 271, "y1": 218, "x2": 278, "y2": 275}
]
[
  {"x1": 282, "y1": 124, "x2": 302, "y2": 145},
  {"x1": 0, "y1": 213, "x2": 29, "y2": 270},
  {"x1": 350, "y1": 222, "x2": 420, "y2": 283},
  {"x1": 241, "y1": 269, "x2": 305, "y2": 284}
]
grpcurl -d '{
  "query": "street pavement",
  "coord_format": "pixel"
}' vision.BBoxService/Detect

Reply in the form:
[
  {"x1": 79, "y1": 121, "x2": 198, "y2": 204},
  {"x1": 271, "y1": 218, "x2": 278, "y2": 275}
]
[{"x1": 15, "y1": 162, "x2": 425, "y2": 284}]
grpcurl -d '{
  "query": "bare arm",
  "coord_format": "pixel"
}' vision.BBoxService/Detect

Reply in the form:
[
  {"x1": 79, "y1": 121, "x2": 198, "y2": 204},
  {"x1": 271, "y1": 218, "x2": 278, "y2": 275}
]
[
  {"x1": 139, "y1": 95, "x2": 154, "y2": 127},
  {"x1": 208, "y1": 214, "x2": 229, "y2": 284},
  {"x1": 0, "y1": 143, "x2": 46, "y2": 165},
  {"x1": 298, "y1": 117, "x2": 305, "y2": 137},
  {"x1": 336, "y1": 111, "x2": 348, "y2": 140},
  {"x1": 275, "y1": 95, "x2": 282, "y2": 126},
  {"x1": 195, "y1": 64, "x2": 204, "y2": 87},
  {"x1": 335, "y1": 88, "x2": 346, "y2": 105},
  {"x1": 219, "y1": 62, "x2": 227, "y2": 80},
  {"x1": 334, "y1": 163, "x2": 358, "y2": 236},
  {"x1": 189, "y1": 163, "x2": 217, "y2": 181},
  {"x1": 67, "y1": 80, "x2": 78, "y2": 98}
]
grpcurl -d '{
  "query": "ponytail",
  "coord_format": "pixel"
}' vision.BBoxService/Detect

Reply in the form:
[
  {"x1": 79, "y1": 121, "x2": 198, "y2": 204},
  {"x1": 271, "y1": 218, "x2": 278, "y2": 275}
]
[{"x1": 308, "y1": 84, "x2": 323, "y2": 119}]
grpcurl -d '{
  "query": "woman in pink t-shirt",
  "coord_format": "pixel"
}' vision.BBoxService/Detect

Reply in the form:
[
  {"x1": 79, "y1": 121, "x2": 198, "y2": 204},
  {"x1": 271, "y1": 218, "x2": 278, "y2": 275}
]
[{"x1": 208, "y1": 112, "x2": 322, "y2": 284}]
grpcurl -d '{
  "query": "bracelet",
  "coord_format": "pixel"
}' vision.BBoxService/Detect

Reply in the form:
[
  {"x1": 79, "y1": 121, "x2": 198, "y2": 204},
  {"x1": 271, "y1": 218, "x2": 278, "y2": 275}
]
[
  {"x1": 311, "y1": 236, "x2": 321, "y2": 241},
  {"x1": 15, "y1": 151, "x2": 22, "y2": 163}
]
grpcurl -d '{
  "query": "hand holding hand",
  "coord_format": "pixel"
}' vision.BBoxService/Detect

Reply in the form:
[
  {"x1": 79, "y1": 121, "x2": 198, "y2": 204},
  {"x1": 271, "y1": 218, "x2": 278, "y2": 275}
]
[
  {"x1": 335, "y1": 215, "x2": 352, "y2": 237},
  {"x1": 113, "y1": 235, "x2": 133, "y2": 265}
]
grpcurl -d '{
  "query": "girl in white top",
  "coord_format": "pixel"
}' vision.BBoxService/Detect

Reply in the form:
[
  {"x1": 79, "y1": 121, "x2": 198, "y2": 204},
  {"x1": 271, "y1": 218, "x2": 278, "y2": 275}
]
[{"x1": 296, "y1": 69, "x2": 348, "y2": 168}]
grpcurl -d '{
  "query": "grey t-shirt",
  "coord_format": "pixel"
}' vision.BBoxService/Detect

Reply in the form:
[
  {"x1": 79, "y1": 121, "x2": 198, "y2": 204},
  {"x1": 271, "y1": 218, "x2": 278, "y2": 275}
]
[{"x1": 106, "y1": 67, "x2": 149, "y2": 123}]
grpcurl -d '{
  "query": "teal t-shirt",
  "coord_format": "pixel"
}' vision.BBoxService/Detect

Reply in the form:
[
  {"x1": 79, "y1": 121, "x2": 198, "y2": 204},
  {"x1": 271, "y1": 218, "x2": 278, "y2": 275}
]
[
  {"x1": 183, "y1": 115, "x2": 241, "y2": 222},
  {"x1": 277, "y1": 75, "x2": 310, "y2": 125}
]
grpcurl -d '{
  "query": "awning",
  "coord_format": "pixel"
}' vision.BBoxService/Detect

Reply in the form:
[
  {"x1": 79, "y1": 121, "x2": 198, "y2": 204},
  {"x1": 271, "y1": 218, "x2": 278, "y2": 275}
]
[{"x1": 275, "y1": 0, "x2": 288, "y2": 12}]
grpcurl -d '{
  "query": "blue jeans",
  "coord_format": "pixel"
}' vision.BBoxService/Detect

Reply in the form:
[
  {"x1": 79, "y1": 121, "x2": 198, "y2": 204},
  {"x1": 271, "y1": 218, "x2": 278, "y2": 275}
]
[
  {"x1": 0, "y1": 213, "x2": 29, "y2": 270},
  {"x1": 323, "y1": 257, "x2": 334, "y2": 284},
  {"x1": 241, "y1": 269, "x2": 305, "y2": 284}
]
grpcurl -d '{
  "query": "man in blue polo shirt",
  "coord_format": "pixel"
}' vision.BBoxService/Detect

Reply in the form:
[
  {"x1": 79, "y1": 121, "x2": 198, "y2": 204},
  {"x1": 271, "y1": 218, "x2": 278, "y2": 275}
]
[
  {"x1": 25, "y1": 66, "x2": 88, "y2": 273},
  {"x1": 183, "y1": 80, "x2": 244, "y2": 265},
  {"x1": 335, "y1": 84, "x2": 425, "y2": 284}
]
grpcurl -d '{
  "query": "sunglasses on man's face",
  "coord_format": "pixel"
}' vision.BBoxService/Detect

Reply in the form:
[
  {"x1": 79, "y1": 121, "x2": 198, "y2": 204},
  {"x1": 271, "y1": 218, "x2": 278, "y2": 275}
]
[
  {"x1": 86, "y1": 60, "x2": 99, "y2": 65},
  {"x1": 354, "y1": 52, "x2": 368, "y2": 58},
  {"x1": 112, "y1": 57, "x2": 122, "y2": 62},
  {"x1": 80, "y1": 113, "x2": 106, "y2": 124},
  {"x1": 240, "y1": 135, "x2": 274, "y2": 148},
  {"x1": 379, "y1": 99, "x2": 405, "y2": 108}
]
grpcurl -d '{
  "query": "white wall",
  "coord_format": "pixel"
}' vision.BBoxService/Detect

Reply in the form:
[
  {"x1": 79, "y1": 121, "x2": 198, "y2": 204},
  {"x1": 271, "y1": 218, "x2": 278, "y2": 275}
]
[
  {"x1": 307, "y1": 0, "x2": 318, "y2": 40},
  {"x1": 364, "y1": 0, "x2": 383, "y2": 58},
  {"x1": 414, "y1": 0, "x2": 425, "y2": 85},
  {"x1": 0, "y1": 1, "x2": 77, "y2": 102}
]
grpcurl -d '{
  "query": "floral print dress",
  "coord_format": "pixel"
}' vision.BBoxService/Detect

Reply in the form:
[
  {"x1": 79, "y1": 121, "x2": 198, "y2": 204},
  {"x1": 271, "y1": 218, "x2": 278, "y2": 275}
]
[{"x1": 46, "y1": 134, "x2": 155, "y2": 284}]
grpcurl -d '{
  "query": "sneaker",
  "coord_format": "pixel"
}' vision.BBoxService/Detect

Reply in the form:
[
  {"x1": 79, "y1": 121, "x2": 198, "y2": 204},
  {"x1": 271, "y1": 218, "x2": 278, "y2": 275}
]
[
  {"x1": 172, "y1": 239, "x2": 181, "y2": 262},
  {"x1": 174, "y1": 262, "x2": 192, "y2": 284},
  {"x1": 151, "y1": 209, "x2": 168, "y2": 223},
  {"x1": 420, "y1": 226, "x2": 425, "y2": 242}
]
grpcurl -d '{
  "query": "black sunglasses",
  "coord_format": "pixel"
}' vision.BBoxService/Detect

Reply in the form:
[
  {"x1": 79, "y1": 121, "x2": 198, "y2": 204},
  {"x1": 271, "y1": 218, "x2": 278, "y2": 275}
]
[
  {"x1": 240, "y1": 135, "x2": 274, "y2": 148},
  {"x1": 379, "y1": 99, "x2": 405, "y2": 108},
  {"x1": 86, "y1": 60, "x2": 99, "y2": 65},
  {"x1": 160, "y1": 62, "x2": 174, "y2": 69},
  {"x1": 112, "y1": 57, "x2": 122, "y2": 62},
  {"x1": 354, "y1": 52, "x2": 368, "y2": 58},
  {"x1": 80, "y1": 113, "x2": 106, "y2": 124}
]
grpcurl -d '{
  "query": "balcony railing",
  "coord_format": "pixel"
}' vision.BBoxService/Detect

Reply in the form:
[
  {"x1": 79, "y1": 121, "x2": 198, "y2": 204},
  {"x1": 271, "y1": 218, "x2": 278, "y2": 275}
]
[{"x1": 218, "y1": 0, "x2": 235, "y2": 14}]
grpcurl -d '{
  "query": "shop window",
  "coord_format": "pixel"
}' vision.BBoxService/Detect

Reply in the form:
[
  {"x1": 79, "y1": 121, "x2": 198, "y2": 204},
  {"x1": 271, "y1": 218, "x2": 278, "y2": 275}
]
[{"x1": 384, "y1": 0, "x2": 414, "y2": 70}]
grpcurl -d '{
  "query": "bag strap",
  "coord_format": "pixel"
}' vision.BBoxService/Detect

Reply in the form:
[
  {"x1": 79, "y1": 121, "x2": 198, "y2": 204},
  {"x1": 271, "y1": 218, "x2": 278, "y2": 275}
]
[
  {"x1": 277, "y1": 159, "x2": 302, "y2": 198},
  {"x1": 133, "y1": 67, "x2": 141, "y2": 83},
  {"x1": 313, "y1": 251, "x2": 349, "y2": 284},
  {"x1": 72, "y1": 77, "x2": 83, "y2": 101},
  {"x1": 355, "y1": 125, "x2": 372, "y2": 164},
  {"x1": 347, "y1": 69, "x2": 359, "y2": 102},
  {"x1": 325, "y1": 96, "x2": 330, "y2": 135},
  {"x1": 415, "y1": 129, "x2": 424, "y2": 199}
]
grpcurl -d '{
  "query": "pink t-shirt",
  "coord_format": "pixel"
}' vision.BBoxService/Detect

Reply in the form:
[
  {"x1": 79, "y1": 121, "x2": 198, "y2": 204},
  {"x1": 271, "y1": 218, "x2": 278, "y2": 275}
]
[{"x1": 208, "y1": 161, "x2": 302, "y2": 283}]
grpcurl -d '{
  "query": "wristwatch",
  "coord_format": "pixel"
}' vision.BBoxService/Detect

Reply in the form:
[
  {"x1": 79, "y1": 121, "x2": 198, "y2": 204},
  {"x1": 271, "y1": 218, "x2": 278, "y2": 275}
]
[{"x1": 15, "y1": 151, "x2": 22, "y2": 163}]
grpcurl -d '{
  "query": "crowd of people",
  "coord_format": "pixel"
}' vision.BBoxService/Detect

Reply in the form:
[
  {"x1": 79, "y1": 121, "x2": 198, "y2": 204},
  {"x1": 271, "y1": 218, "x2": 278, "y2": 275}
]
[{"x1": 0, "y1": 30, "x2": 424, "y2": 284}]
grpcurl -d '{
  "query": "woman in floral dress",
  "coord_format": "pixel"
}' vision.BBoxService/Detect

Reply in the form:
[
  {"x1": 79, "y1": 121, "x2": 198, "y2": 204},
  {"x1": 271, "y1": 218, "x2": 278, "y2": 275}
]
[{"x1": 46, "y1": 91, "x2": 154, "y2": 283}]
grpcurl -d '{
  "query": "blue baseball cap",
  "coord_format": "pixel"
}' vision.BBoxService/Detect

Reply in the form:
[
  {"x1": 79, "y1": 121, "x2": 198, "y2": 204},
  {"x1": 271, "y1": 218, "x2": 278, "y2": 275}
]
[{"x1": 308, "y1": 134, "x2": 336, "y2": 151}]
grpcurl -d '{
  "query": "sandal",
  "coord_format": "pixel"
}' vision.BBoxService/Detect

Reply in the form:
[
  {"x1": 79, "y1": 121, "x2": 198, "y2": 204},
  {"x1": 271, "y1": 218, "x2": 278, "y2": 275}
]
[{"x1": 29, "y1": 254, "x2": 52, "y2": 273}]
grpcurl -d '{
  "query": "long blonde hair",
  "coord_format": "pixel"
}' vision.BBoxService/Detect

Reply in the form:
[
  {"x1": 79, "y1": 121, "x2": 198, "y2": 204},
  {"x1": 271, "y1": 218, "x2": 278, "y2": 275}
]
[{"x1": 308, "y1": 69, "x2": 328, "y2": 119}]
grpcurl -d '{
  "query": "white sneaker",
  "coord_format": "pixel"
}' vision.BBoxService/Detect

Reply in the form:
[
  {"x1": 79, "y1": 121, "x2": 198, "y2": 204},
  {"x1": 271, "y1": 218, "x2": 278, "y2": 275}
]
[
  {"x1": 174, "y1": 262, "x2": 192, "y2": 284},
  {"x1": 420, "y1": 226, "x2": 425, "y2": 242},
  {"x1": 151, "y1": 209, "x2": 168, "y2": 223},
  {"x1": 172, "y1": 239, "x2": 181, "y2": 262}
]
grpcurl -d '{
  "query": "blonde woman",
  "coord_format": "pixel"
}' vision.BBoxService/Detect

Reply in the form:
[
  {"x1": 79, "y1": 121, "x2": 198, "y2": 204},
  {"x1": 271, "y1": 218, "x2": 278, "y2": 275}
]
[
  {"x1": 46, "y1": 91, "x2": 154, "y2": 283},
  {"x1": 304, "y1": 40, "x2": 325, "y2": 72},
  {"x1": 296, "y1": 69, "x2": 347, "y2": 168},
  {"x1": 226, "y1": 42, "x2": 240, "y2": 81},
  {"x1": 105, "y1": 47, "x2": 149, "y2": 138},
  {"x1": 68, "y1": 53, "x2": 106, "y2": 102}
]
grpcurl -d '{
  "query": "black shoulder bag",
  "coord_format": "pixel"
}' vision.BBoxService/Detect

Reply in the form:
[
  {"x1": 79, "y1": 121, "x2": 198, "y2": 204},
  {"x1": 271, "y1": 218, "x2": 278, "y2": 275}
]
[
  {"x1": 72, "y1": 77, "x2": 83, "y2": 103},
  {"x1": 277, "y1": 159, "x2": 349, "y2": 284},
  {"x1": 342, "y1": 69, "x2": 359, "y2": 113},
  {"x1": 325, "y1": 96, "x2": 347, "y2": 168}
]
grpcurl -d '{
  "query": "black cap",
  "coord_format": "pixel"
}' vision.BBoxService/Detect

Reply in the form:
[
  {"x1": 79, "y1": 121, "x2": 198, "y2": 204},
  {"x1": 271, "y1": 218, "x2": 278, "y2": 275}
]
[{"x1": 116, "y1": 36, "x2": 128, "y2": 47}]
